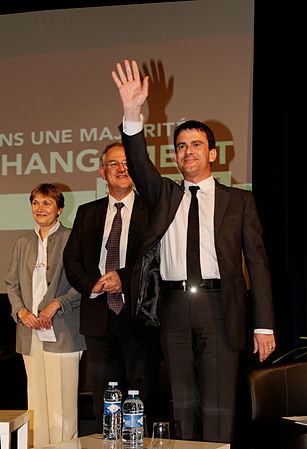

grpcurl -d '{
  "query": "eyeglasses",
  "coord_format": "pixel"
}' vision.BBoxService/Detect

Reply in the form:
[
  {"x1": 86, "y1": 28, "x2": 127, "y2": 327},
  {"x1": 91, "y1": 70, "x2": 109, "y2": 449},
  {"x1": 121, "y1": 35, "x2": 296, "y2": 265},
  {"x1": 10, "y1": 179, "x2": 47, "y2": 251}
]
[{"x1": 104, "y1": 161, "x2": 128, "y2": 169}]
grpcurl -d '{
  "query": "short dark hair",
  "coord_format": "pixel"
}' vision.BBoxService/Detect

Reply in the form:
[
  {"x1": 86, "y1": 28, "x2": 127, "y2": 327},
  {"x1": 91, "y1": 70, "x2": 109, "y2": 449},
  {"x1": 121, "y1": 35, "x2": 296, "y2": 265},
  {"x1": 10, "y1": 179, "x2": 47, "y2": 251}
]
[
  {"x1": 173, "y1": 120, "x2": 216, "y2": 152},
  {"x1": 100, "y1": 142, "x2": 124, "y2": 166},
  {"x1": 30, "y1": 184, "x2": 64, "y2": 209}
]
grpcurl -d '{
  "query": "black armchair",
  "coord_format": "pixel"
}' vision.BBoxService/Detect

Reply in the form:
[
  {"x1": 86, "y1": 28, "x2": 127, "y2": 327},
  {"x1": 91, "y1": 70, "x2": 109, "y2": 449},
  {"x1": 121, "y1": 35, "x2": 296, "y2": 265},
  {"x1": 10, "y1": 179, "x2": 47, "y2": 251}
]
[{"x1": 247, "y1": 361, "x2": 307, "y2": 449}]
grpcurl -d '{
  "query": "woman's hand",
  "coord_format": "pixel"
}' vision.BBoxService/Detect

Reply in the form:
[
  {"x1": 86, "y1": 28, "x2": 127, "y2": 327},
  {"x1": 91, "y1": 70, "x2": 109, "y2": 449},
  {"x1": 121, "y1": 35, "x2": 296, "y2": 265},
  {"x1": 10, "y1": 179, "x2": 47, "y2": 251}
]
[
  {"x1": 18, "y1": 309, "x2": 41, "y2": 330},
  {"x1": 38, "y1": 301, "x2": 61, "y2": 329}
]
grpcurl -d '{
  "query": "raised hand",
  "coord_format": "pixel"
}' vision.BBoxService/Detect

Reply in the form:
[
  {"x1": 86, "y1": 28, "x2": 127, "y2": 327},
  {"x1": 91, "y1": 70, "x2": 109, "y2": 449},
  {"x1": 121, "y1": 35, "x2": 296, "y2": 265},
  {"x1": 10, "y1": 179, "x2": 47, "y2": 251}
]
[{"x1": 112, "y1": 59, "x2": 149, "y2": 121}]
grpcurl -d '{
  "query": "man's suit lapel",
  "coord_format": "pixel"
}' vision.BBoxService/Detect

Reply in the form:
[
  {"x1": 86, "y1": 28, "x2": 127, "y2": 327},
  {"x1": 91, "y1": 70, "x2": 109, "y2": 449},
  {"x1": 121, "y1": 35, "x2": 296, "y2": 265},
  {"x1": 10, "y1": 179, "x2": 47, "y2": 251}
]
[
  {"x1": 93, "y1": 197, "x2": 108, "y2": 264},
  {"x1": 214, "y1": 180, "x2": 231, "y2": 239},
  {"x1": 126, "y1": 194, "x2": 145, "y2": 263}
]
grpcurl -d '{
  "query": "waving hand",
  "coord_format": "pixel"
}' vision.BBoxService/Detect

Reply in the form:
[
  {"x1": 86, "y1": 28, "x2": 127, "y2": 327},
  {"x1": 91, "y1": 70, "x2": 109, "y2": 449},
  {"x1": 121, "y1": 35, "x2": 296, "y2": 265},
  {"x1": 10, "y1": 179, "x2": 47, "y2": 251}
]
[{"x1": 112, "y1": 59, "x2": 149, "y2": 121}]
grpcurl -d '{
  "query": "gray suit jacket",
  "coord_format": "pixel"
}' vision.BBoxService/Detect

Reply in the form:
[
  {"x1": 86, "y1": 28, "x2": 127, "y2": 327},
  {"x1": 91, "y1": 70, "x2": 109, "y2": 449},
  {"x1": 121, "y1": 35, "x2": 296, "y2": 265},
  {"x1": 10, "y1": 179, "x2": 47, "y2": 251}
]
[{"x1": 5, "y1": 223, "x2": 86, "y2": 355}]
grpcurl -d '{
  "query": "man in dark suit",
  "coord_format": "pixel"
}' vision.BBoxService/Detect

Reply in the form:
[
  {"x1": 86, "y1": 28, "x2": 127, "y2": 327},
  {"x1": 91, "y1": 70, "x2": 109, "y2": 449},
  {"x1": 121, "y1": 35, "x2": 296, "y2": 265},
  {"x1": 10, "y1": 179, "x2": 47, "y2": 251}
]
[
  {"x1": 63, "y1": 142, "x2": 158, "y2": 433},
  {"x1": 112, "y1": 60, "x2": 276, "y2": 443}
]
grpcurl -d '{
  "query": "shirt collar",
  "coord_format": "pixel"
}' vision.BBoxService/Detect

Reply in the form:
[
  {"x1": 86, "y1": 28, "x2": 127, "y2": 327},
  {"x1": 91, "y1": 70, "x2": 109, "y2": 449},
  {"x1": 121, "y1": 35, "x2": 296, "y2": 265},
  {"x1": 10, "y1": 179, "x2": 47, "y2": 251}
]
[
  {"x1": 34, "y1": 220, "x2": 60, "y2": 239},
  {"x1": 184, "y1": 176, "x2": 215, "y2": 194},
  {"x1": 108, "y1": 189, "x2": 135, "y2": 212}
]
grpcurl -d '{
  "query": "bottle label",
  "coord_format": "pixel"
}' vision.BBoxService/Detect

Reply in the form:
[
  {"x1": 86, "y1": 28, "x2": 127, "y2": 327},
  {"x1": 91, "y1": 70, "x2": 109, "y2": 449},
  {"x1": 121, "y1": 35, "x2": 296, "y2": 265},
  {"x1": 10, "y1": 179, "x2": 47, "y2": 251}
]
[
  {"x1": 123, "y1": 413, "x2": 143, "y2": 428},
  {"x1": 104, "y1": 401, "x2": 121, "y2": 414}
]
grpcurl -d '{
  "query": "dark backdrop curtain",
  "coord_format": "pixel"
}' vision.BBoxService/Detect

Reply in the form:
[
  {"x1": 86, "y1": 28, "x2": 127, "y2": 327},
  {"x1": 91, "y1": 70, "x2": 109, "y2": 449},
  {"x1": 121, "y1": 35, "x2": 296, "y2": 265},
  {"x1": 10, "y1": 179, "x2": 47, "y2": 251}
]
[{"x1": 252, "y1": 1, "x2": 307, "y2": 354}]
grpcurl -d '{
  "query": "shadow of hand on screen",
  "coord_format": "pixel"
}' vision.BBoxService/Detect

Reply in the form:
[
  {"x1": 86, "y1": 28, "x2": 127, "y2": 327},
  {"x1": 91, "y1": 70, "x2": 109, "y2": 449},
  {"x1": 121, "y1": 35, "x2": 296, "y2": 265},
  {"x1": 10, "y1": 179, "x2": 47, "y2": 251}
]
[{"x1": 141, "y1": 60, "x2": 174, "y2": 123}]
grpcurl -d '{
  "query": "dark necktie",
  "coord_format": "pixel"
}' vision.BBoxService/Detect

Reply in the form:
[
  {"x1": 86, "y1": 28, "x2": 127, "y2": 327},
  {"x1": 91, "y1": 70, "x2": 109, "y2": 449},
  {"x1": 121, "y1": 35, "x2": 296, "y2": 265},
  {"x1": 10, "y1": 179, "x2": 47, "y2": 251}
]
[
  {"x1": 105, "y1": 202, "x2": 124, "y2": 314},
  {"x1": 187, "y1": 186, "x2": 202, "y2": 286}
]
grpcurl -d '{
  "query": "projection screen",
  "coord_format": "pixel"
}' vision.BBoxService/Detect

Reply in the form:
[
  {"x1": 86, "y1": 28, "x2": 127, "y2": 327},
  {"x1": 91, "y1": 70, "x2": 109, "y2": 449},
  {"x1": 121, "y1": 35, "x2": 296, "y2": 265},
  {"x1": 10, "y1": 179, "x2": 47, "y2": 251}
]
[{"x1": 0, "y1": 0, "x2": 254, "y2": 291}]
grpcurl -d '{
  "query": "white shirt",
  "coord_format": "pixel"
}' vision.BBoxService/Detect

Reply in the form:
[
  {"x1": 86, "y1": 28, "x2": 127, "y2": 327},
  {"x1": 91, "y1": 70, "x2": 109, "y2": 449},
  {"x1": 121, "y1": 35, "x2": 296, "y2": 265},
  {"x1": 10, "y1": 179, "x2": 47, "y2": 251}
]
[
  {"x1": 98, "y1": 190, "x2": 135, "y2": 275},
  {"x1": 32, "y1": 221, "x2": 60, "y2": 316},
  {"x1": 90, "y1": 190, "x2": 135, "y2": 300},
  {"x1": 161, "y1": 176, "x2": 220, "y2": 280}
]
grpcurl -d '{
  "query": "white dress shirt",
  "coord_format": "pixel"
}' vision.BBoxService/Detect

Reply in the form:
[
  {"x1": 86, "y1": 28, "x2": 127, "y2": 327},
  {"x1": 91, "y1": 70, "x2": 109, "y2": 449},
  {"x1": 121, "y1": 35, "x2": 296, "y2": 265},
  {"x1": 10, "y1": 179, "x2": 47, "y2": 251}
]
[
  {"x1": 90, "y1": 190, "x2": 135, "y2": 301},
  {"x1": 98, "y1": 190, "x2": 135, "y2": 275},
  {"x1": 161, "y1": 176, "x2": 220, "y2": 280},
  {"x1": 32, "y1": 221, "x2": 60, "y2": 316}
]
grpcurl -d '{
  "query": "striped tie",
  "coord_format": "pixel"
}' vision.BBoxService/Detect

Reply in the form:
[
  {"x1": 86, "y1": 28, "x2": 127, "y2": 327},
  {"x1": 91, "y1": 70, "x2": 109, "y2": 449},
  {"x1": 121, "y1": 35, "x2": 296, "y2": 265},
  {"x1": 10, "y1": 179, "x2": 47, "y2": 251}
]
[{"x1": 105, "y1": 202, "x2": 124, "y2": 314}]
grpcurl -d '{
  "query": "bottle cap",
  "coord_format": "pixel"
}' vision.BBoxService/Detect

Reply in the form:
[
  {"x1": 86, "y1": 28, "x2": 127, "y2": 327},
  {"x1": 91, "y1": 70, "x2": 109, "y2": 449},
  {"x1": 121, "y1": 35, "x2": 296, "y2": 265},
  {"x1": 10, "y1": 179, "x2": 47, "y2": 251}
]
[
  {"x1": 128, "y1": 390, "x2": 139, "y2": 395},
  {"x1": 108, "y1": 381, "x2": 118, "y2": 386}
]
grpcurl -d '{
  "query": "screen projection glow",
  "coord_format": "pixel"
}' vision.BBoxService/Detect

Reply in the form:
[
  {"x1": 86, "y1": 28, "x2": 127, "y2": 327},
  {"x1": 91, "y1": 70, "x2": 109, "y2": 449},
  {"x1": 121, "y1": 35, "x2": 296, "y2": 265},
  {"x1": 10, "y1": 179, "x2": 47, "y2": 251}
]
[{"x1": 0, "y1": 0, "x2": 254, "y2": 291}]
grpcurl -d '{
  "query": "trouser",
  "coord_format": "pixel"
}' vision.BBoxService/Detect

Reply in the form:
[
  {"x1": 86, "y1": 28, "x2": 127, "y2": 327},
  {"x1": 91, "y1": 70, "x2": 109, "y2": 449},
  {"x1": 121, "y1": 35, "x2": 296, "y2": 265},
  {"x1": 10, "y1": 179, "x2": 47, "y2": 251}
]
[
  {"x1": 23, "y1": 332, "x2": 82, "y2": 447},
  {"x1": 85, "y1": 306, "x2": 159, "y2": 433},
  {"x1": 159, "y1": 288, "x2": 239, "y2": 443}
]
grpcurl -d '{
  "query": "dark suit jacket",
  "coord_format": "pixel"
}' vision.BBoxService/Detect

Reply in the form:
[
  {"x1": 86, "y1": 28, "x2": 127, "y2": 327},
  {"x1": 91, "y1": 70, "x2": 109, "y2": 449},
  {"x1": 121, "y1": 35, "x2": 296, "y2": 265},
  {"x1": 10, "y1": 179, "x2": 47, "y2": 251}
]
[
  {"x1": 63, "y1": 193, "x2": 150, "y2": 337},
  {"x1": 122, "y1": 128, "x2": 275, "y2": 350}
]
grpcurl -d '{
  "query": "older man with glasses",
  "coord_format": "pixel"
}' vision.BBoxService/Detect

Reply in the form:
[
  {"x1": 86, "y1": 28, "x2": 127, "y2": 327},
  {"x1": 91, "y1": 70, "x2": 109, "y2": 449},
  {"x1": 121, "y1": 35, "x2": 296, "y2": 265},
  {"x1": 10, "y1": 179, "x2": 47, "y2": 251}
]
[{"x1": 64, "y1": 142, "x2": 159, "y2": 434}]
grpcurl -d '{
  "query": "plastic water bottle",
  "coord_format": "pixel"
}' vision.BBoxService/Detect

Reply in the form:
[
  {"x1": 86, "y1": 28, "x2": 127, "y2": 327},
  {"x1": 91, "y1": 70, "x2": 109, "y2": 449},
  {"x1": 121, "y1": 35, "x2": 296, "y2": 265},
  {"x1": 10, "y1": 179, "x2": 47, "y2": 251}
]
[
  {"x1": 103, "y1": 381, "x2": 122, "y2": 440},
  {"x1": 122, "y1": 390, "x2": 144, "y2": 447}
]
